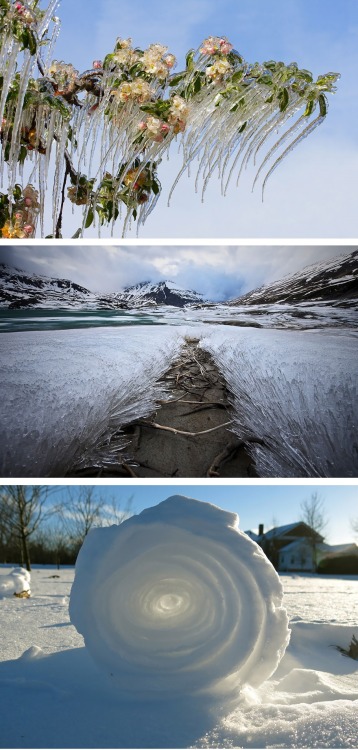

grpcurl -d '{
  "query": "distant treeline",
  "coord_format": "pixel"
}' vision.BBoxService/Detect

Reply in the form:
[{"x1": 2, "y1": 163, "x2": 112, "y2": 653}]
[{"x1": 0, "y1": 486, "x2": 133, "y2": 571}]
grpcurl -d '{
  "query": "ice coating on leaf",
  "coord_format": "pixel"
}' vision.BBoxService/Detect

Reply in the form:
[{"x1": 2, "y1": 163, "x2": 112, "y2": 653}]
[
  {"x1": 0, "y1": 3, "x2": 339, "y2": 236},
  {"x1": 0, "y1": 567, "x2": 31, "y2": 597},
  {"x1": 69, "y1": 495, "x2": 290, "y2": 697}
]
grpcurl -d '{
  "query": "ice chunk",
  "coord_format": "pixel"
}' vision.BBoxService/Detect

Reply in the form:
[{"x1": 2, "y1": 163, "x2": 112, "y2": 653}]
[{"x1": 69, "y1": 495, "x2": 290, "y2": 698}]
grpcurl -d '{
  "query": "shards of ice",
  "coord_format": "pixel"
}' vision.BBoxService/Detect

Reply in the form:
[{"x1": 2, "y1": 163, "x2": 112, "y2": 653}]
[
  {"x1": 201, "y1": 327, "x2": 358, "y2": 477},
  {"x1": 0, "y1": 326, "x2": 183, "y2": 477},
  {"x1": 0, "y1": 567, "x2": 31, "y2": 597},
  {"x1": 69, "y1": 495, "x2": 290, "y2": 698}
]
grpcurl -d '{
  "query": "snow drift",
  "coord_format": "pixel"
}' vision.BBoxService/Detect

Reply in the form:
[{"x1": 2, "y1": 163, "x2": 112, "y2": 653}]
[
  {"x1": 70, "y1": 496, "x2": 290, "y2": 697},
  {"x1": 0, "y1": 567, "x2": 31, "y2": 598}
]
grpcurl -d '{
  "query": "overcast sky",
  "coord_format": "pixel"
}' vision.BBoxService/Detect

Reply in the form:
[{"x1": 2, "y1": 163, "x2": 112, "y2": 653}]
[
  {"x1": 36, "y1": 0, "x2": 358, "y2": 238},
  {"x1": 0, "y1": 244, "x2": 349, "y2": 299},
  {"x1": 51, "y1": 484, "x2": 358, "y2": 546}
]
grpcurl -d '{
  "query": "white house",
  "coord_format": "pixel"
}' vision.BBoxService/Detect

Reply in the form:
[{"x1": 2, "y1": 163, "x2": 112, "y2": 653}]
[{"x1": 245, "y1": 521, "x2": 358, "y2": 572}]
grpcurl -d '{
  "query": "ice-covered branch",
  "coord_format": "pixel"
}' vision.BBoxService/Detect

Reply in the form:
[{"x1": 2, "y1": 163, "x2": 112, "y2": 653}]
[{"x1": 0, "y1": 4, "x2": 339, "y2": 236}]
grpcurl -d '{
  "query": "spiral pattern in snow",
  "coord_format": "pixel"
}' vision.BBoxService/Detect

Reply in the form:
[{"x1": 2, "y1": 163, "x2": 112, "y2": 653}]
[{"x1": 70, "y1": 496, "x2": 290, "y2": 696}]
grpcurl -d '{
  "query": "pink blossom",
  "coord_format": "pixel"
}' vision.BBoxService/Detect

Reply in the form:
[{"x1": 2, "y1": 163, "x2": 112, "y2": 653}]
[
  {"x1": 137, "y1": 121, "x2": 147, "y2": 131},
  {"x1": 160, "y1": 123, "x2": 170, "y2": 134},
  {"x1": 23, "y1": 224, "x2": 34, "y2": 235},
  {"x1": 219, "y1": 40, "x2": 233, "y2": 55},
  {"x1": 92, "y1": 60, "x2": 103, "y2": 69},
  {"x1": 164, "y1": 54, "x2": 176, "y2": 69},
  {"x1": 24, "y1": 197, "x2": 32, "y2": 207},
  {"x1": 14, "y1": 2, "x2": 25, "y2": 13}
]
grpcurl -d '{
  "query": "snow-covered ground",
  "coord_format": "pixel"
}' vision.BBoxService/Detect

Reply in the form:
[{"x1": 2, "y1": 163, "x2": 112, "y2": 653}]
[
  {"x1": 0, "y1": 323, "x2": 356, "y2": 477},
  {"x1": 0, "y1": 563, "x2": 357, "y2": 748}
]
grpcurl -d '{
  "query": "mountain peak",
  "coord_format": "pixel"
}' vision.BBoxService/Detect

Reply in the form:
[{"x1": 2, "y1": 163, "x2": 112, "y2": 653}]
[{"x1": 229, "y1": 249, "x2": 358, "y2": 308}]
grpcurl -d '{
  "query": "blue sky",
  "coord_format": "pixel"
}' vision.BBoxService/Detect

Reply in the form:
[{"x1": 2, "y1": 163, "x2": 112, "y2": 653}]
[
  {"x1": 47, "y1": 0, "x2": 358, "y2": 238},
  {"x1": 51, "y1": 483, "x2": 358, "y2": 545},
  {"x1": 0, "y1": 244, "x2": 348, "y2": 298}
]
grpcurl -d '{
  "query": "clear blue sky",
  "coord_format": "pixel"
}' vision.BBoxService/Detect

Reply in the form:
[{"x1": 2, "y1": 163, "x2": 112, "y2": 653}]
[
  {"x1": 48, "y1": 0, "x2": 358, "y2": 237},
  {"x1": 51, "y1": 484, "x2": 358, "y2": 545}
]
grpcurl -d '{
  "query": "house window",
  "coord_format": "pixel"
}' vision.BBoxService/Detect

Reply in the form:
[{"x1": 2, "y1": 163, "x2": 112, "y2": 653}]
[{"x1": 290, "y1": 556, "x2": 295, "y2": 564}]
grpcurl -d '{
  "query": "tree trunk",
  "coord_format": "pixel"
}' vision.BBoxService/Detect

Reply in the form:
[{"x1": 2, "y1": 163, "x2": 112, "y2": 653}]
[{"x1": 21, "y1": 533, "x2": 31, "y2": 571}]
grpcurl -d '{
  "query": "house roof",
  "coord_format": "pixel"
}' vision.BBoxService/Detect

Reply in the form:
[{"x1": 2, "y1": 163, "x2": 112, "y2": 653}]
[
  {"x1": 259, "y1": 521, "x2": 323, "y2": 542},
  {"x1": 262, "y1": 522, "x2": 300, "y2": 540}
]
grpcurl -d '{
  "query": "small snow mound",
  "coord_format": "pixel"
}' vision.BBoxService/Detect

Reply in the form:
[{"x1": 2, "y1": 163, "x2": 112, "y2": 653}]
[
  {"x1": 0, "y1": 567, "x2": 31, "y2": 597},
  {"x1": 19, "y1": 646, "x2": 45, "y2": 661},
  {"x1": 70, "y1": 495, "x2": 290, "y2": 698}
]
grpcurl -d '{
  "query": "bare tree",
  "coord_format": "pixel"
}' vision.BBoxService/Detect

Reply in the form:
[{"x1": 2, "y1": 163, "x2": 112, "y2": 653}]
[
  {"x1": 0, "y1": 486, "x2": 57, "y2": 571},
  {"x1": 41, "y1": 519, "x2": 70, "y2": 570},
  {"x1": 60, "y1": 487, "x2": 135, "y2": 556},
  {"x1": 300, "y1": 492, "x2": 328, "y2": 572},
  {"x1": 60, "y1": 487, "x2": 105, "y2": 554},
  {"x1": 101, "y1": 494, "x2": 134, "y2": 527}
]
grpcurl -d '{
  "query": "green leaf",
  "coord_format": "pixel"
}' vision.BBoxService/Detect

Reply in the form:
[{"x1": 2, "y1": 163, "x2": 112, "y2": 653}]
[
  {"x1": 304, "y1": 98, "x2": 315, "y2": 117},
  {"x1": 297, "y1": 69, "x2": 313, "y2": 83},
  {"x1": 193, "y1": 74, "x2": 202, "y2": 94},
  {"x1": 85, "y1": 208, "x2": 94, "y2": 228},
  {"x1": 278, "y1": 87, "x2": 289, "y2": 112},
  {"x1": 27, "y1": 29, "x2": 37, "y2": 56},
  {"x1": 231, "y1": 70, "x2": 244, "y2": 84},
  {"x1": 13, "y1": 184, "x2": 22, "y2": 201},
  {"x1": 257, "y1": 75, "x2": 272, "y2": 85},
  {"x1": 21, "y1": 27, "x2": 37, "y2": 55},
  {"x1": 318, "y1": 93, "x2": 327, "y2": 117},
  {"x1": 186, "y1": 50, "x2": 195, "y2": 72},
  {"x1": 168, "y1": 72, "x2": 186, "y2": 87},
  {"x1": 18, "y1": 145, "x2": 27, "y2": 164},
  {"x1": 72, "y1": 228, "x2": 82, "y2": 239},
  {"x1": 151, "y1": 179, "x2": 160, "y2": 195}
]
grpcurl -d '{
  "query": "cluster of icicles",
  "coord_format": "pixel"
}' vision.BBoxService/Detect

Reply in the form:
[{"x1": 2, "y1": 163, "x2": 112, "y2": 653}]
[
  {"x1": 0, "y1": 0, "x2": 61, "y2": 235},
  {"x1": 0, "y1": 2, "x2": 338, "y2": 236}
]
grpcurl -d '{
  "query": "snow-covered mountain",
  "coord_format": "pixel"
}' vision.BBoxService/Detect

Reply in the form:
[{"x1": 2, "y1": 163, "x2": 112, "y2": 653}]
[
  {"x1": 0, "y1": 263, "x2": 96, "y2": 309},
  {"x1": 118, "y1": 280, "x2": 205, "y2": 307},
  {"x1": 0, "y1": 265, "x2": 205, "y2": 309},
  {"x1": 228, "y1": 250, "x2": 358, "y2": 308}
]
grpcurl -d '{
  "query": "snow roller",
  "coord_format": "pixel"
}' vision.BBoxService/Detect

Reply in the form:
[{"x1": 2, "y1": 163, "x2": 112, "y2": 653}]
[{"x1": 69, "y1": 495, "x2": 290, "y2": 697}]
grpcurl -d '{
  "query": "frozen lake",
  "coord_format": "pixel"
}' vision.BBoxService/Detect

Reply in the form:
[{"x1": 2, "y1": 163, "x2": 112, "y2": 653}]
[{"x1": 0, "y1": 323, "x2": 357, "y2": 477}]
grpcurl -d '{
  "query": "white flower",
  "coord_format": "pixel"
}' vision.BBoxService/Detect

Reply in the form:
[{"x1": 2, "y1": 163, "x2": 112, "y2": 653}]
[{"x1": 206, "y1": 59, "x2": 232, "y2": 80}]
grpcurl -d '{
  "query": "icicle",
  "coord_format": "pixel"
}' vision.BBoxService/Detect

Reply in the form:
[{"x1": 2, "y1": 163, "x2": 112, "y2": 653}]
[{"x1": 261, "y1": 110, "x2": 324, "y2": 200}]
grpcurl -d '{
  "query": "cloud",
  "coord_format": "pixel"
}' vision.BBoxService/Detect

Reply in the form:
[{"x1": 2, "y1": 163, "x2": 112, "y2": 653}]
[{"x1": 0, "y1": 244, "x2": 348, "y2": 301}]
